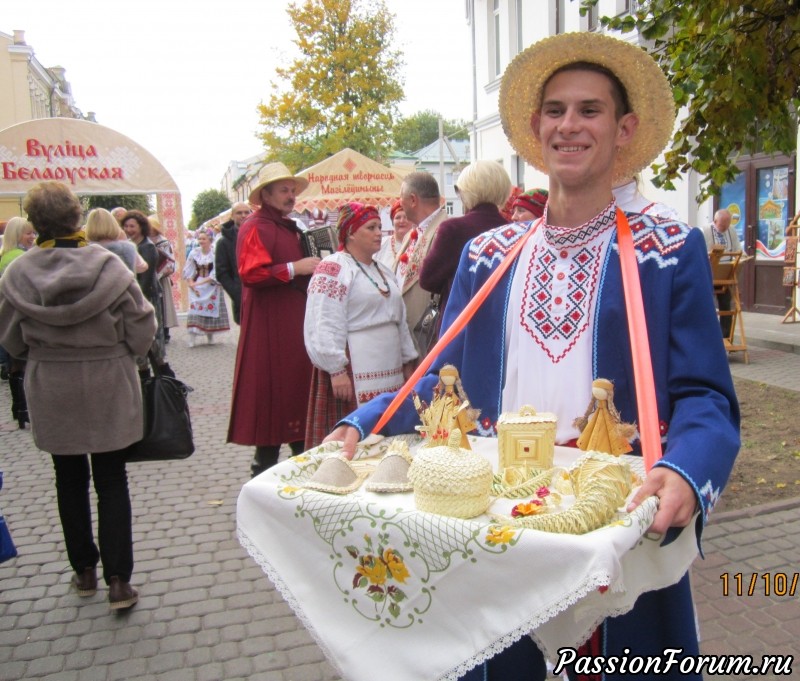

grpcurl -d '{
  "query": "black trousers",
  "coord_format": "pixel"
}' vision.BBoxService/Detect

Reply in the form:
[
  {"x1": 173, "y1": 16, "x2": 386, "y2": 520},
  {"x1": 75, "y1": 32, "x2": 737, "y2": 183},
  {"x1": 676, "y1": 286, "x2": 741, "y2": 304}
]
[
  {"x1": 717, "y1": 289, "x2": 733, "y2": 337},
  {"x1": 51, "y1": 449, "x2": 133, "y2": 585}
]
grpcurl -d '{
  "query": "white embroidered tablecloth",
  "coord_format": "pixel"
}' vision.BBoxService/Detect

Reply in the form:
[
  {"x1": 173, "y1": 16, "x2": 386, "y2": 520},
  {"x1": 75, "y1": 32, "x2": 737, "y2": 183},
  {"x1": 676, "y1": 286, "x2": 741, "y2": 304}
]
[{"x1": 236, "y1": 436, "x2": 698, "y2": 681}]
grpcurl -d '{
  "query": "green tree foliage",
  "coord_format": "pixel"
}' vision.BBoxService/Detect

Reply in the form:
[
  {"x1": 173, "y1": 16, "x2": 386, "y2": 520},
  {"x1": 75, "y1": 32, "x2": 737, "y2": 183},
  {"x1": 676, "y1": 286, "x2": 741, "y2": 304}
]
[
  {"x1": 582, "y1": 0, "x2": 800, "y2": 200},
  {"x1": 190, "y1": 189, "x2": 231, "y2": 230},
  {"x1": 392, "y1": 110, "x2": 469, "y2": 154},
  {"x1": 82, "y1": 194, "x2": 151, "y2": 214},
  {"x1": 257, "y1": 0, "x2": 405, "y2": 171}
]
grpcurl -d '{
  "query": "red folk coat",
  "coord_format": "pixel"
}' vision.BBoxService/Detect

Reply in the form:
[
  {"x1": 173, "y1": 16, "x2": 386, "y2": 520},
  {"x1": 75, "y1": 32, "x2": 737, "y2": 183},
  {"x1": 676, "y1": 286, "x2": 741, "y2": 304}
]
[{"x1": 227, "y1": 205, "x2": 312, "y2": 446}]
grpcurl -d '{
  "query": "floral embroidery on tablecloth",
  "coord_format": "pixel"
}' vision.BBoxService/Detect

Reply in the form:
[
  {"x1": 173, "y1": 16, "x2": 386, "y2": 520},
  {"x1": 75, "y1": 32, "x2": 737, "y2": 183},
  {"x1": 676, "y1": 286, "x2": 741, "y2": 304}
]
[{"x1": 275, "y1": 445, "x2": 522, "y2": 627}]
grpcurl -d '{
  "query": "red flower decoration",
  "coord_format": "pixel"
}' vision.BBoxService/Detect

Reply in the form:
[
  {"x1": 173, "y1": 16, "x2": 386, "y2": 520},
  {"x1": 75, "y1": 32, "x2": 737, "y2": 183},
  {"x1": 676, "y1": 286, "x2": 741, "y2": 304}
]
[
  {"x1": 399, "y1": 253, "x2": 409, "y2": 264},
  {"x1": 535, "y1": 486, "x2": 550, "y2": 499}
]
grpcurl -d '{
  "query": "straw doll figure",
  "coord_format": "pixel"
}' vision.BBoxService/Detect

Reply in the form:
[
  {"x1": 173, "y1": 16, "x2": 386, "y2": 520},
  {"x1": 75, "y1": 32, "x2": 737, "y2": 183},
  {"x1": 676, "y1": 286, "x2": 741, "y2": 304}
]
[
  {"x1": 574, "y1": 379, "x2": 635, "y2": 456},
  {"x1": 413, "y1": 365, "x2": 479, "y2": 448}
]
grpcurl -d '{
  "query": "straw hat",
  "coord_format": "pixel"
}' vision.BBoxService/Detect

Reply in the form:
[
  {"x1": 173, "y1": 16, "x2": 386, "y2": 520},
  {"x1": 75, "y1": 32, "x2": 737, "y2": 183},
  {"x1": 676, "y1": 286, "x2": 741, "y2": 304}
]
[
  {"x1": 248, "y1": 162, "x2": 310, "y2": 206},
  {"x1": 499, "y1": 32, "x2": 675, "y2": 185}
]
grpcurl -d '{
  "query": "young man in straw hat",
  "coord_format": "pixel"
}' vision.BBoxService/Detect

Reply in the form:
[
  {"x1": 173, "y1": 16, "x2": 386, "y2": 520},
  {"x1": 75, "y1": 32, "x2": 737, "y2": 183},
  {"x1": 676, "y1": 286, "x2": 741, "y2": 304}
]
[
  {"x1": 327, "y1": 32, "x2": 739, "y2": 680},
  {"x1": 228, "y1": 162, "x2": 321, "y2": 477}
]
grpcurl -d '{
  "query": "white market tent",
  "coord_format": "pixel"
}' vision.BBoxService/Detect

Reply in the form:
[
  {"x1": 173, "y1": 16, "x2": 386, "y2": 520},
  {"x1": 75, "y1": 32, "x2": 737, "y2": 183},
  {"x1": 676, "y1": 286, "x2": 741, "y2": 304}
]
[{"x1": 294, "y1": 147, "x2": 410, "y2": 214}]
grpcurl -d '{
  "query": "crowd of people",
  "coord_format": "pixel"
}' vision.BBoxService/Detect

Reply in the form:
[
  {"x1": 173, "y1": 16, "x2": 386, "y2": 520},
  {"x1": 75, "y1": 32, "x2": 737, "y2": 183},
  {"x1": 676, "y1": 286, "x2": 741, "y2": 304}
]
[{"x1": 0, "y1": 28, "x2": 743, "y2": 680}]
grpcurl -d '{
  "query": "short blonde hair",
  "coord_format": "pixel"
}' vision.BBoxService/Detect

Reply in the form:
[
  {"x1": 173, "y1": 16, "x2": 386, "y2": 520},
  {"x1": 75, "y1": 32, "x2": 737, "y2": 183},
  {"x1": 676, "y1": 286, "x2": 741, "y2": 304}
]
[
  {"x1": 0, "y1": 217, "x2": 34, "y2": 256},
  {"x1": 148, "y1": 214, "x2": 162, "y2": 234},
  {"x1": 455, "y1": 161, "x2": 512, "y2": 211},
  {"x1": 86, "y1": 208, "x2": 123, "y2": 242}
]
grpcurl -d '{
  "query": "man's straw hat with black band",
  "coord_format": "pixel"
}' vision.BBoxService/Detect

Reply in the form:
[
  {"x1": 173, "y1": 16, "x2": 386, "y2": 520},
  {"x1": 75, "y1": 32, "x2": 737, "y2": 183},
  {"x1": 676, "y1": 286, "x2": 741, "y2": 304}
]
[
  {"x1": 499, "y1": 32, "x2": 675, "y2": 185},
  {"x1": 248, "y1": 162, "x2": 310, "y2": 206}
]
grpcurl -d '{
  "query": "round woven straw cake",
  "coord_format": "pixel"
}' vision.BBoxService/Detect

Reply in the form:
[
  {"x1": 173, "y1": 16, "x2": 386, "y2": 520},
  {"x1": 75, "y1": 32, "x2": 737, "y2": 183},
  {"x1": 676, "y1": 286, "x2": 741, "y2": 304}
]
[
  {"x1": 499, "y1": 31, "x2": 675, "y2": 185},
  {"x1": 408, "y1": 430, "x2": 493, "y2": 519}
]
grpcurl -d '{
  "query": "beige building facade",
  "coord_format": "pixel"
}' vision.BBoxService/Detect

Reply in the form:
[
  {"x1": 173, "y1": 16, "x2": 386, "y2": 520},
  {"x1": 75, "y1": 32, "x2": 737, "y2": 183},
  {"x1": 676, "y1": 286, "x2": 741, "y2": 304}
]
[{"x1": 0, "y1": 29, "x2": 88, "y2": 221}]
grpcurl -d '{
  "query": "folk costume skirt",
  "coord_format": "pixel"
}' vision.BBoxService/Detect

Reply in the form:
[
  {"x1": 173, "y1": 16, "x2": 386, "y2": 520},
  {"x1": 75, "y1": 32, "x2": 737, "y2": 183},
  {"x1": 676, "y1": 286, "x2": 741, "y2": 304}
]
[
  {"x1": 305, "y1": 323, "x2": 406, "y2": 448},
  {"x1": 187, "y1": 282, "x2": 230, "y2": 333}
]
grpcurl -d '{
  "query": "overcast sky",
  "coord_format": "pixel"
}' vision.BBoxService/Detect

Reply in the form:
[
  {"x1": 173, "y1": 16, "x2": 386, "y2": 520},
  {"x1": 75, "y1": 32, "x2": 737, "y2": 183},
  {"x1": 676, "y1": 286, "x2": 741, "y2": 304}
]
[{"x1": 4, "y1": 0, "x2": 473, "y2": 220}]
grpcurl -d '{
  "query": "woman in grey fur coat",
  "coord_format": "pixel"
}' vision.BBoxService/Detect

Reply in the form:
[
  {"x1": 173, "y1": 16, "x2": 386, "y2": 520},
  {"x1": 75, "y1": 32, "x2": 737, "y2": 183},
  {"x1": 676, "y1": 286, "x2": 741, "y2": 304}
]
[{"x1": 0, "y1": 182, "x2": 157, "y2": 610}]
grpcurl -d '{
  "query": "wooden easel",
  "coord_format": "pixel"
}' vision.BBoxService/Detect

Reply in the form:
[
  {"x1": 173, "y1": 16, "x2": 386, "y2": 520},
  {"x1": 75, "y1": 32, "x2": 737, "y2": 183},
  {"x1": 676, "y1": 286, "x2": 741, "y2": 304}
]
[
  {"x1": 783, "y1": 211, "x2": 800, "y2": 324},
  {"x1": 710, "y1": 247, "x2": 749, "y2": 363}
]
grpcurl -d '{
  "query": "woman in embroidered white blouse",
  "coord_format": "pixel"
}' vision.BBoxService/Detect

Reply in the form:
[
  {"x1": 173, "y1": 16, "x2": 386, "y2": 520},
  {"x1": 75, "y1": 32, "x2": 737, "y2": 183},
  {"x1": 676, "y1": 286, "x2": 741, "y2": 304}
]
[
  {"x1": 303, "y1": 202, "x2": 418, "y2": 448},
  {"x1": 182, "y1": 230, "x2": 230, "y2": 347}
]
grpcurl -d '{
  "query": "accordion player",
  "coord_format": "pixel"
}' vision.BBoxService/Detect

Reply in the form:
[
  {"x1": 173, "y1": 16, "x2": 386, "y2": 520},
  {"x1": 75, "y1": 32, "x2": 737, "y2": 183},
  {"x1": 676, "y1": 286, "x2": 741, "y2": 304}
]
[{"x1": 300, "y1": 224, "x2": 338, "y2": 259}]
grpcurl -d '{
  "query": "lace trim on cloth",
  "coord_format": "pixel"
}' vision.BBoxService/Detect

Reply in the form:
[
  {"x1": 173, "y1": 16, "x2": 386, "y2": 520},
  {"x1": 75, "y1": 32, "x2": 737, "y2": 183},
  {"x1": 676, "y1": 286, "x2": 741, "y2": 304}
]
[
  {"x1": 239, "y1": 519, "x2": 639, "y2": 681},
  {"x1": 236, "y1": 526, "x2": 347, "y2": 678},
  {"x1": 237, "y1": 440, "x2": 666, "y2": 681}
]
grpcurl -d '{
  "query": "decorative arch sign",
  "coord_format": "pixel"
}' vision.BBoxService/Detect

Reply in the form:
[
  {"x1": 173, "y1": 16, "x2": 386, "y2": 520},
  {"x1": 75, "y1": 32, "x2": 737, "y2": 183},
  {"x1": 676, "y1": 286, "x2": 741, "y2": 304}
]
[
  {"x1": 0, "y1": 117, "x2": 178, "y2": 195},
  {"x1": 0, "y1": 117, "x2": 189, "y2": 311}
]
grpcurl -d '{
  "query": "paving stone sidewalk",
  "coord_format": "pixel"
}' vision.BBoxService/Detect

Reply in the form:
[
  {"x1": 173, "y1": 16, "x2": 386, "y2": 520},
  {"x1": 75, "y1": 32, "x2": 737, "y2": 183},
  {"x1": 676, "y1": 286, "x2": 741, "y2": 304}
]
[
  {"x1": 0, "y1": 324, "x2": 341, "y2": 681},
  {"x1": 1, "y1": 318, "x2": 798, "y2": 680}
]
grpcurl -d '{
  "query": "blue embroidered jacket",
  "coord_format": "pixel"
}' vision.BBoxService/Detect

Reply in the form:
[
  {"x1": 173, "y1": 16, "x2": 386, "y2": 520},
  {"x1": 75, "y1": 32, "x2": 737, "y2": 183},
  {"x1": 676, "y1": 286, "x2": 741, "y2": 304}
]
[
  {"x1": 340, "y1": 210, "x2": 740, "y2": 671},
  {"x1": 344, "y1": 211, "x2": 739, "y2": 521}
]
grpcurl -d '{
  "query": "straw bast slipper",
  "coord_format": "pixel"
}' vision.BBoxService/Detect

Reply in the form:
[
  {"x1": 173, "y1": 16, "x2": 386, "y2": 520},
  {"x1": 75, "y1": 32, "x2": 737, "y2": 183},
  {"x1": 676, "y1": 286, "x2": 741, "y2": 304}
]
[
  {"x1": 303, "y1": 455, "x2": 369, "y2": 495},
  {"x1": 364, "y1": 440, "x2": 414, "y2": 493}
]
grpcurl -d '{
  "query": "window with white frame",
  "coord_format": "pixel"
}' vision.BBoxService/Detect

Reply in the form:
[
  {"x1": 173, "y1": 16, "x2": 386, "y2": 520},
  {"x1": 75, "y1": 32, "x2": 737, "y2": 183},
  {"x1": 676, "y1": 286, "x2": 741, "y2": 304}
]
[
  {"x1": 617, "y1": 0, "x2": 636, "y2": 15},
  {"x1": 586, "y1": 2, "x2": 598, "y2": 31},
  {"x1": 555, "y1": 0, "x2": 566, "y2": 34},
  {"x1": 515, "y1": 155, "x2": 526, "y2": 191},
  {"x1": 514, "y1": 0, "x2": 523, "y2": 55},
  {"x1": 490, "y1": 0, "x2": 502, "y2": 78}
]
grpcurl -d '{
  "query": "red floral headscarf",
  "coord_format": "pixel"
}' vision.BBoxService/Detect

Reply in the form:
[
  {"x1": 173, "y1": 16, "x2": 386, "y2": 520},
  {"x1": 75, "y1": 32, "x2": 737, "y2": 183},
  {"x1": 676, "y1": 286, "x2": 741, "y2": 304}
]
[
  {"x1": 390, "y1": 199, "x2": 403, "y2": 221},
  {"x1": 511, "y1": 188, "x2": 549, "y2": 219},
  {"x1": 336, "y1": 202, "x2": 380, "y2": 249}
]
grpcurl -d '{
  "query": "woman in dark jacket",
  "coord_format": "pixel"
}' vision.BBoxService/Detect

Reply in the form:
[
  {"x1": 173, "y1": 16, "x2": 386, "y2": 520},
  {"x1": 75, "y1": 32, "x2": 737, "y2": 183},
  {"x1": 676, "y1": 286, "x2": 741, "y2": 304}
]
[
  {"x1": 419, "y1": 160, "x2": 512, "y2": 314},
  {"x1": 122, "y1": 210, "x2": 173, "y2": 376},
  {"x1": 0, "y1": 182, "x2": 157, "y2": 609}
]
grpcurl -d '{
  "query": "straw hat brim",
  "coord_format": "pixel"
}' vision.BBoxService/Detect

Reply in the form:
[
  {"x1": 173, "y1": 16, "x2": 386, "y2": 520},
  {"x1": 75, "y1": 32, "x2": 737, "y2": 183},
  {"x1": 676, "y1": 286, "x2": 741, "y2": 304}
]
[
  {"x1": 248, "y1": 174, "x2": 310, "y2": 206},
  {"x1": 499, "y1": 32, "x2": 675, "y2": 185}
]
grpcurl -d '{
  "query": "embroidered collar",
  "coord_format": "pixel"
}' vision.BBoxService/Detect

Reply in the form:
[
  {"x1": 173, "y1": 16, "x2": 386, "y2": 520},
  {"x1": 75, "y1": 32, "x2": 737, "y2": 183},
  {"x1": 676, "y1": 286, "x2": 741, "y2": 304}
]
[
  {"x1": 541, "y1": 200, "x2": 617, "y2": 249},
  {"x1": 417, "y1": 206, "x2": 444, "y2": 233}
]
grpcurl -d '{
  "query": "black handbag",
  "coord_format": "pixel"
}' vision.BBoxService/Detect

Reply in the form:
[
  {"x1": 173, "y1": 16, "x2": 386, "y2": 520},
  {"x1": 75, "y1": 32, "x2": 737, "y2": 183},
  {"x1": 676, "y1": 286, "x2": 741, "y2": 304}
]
[
  {"x1": 413, "y1": 294, "x2": 441, "y2": 356},
  {"x1": 127, "y1": 353, "x2": 195, "y2": 463}
]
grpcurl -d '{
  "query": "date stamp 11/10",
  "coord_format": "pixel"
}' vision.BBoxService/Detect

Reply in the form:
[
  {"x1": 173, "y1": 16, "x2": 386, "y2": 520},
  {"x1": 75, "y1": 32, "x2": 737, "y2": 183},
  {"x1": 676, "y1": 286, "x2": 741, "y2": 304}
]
[{"x1": 720, "y1": 572, "x2": 799, "y2": 597}]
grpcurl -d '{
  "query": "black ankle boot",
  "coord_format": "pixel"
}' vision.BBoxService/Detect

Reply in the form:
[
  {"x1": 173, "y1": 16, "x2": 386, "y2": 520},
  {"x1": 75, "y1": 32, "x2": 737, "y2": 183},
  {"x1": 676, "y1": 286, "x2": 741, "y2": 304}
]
[
  {"x1": 251, "y1": 445, "x2": 280, "y2": 478},
  {"x1": 8, "y1": 372, "x2": 29, "y2": 428},
  {"x1": 289, "y1": 440, "x2": 306, "y2": 456}
]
